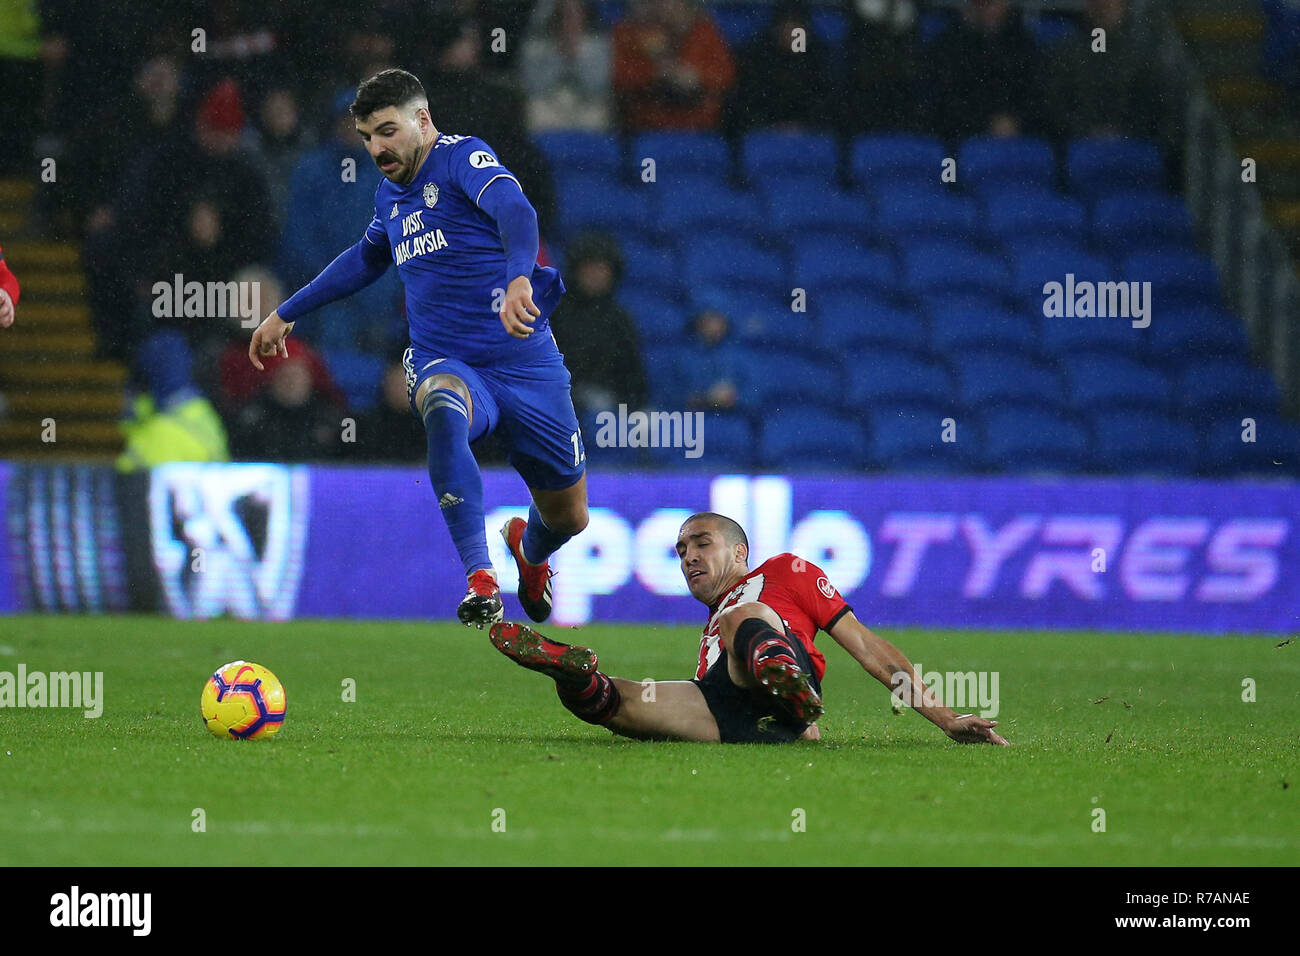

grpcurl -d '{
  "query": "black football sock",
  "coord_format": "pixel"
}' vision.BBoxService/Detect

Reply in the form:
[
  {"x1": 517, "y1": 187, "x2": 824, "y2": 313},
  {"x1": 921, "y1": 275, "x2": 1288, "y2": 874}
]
[
  {"x1": 555, "y1": 672, "x2": 621, "y2": 726},
  {"x1": 731, "y1": 617, "x2": 799, "y2": 678}
]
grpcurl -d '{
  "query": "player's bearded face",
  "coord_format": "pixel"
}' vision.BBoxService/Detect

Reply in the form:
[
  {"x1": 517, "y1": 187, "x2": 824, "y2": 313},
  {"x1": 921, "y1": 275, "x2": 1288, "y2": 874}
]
[{"x1": 359, "y1": 106, "x2": 426, "y2": 184}]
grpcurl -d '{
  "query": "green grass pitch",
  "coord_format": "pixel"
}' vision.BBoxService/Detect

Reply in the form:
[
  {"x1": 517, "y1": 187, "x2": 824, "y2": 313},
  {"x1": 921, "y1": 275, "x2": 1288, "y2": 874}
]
[{"x1": 1, "y1": 614, "x2": 1296, "y2": 866}]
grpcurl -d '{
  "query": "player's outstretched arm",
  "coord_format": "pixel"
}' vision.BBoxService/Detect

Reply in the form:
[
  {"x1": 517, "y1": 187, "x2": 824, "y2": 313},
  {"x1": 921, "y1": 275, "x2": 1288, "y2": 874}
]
[
  {"x1": 249, "y1": 237, "x2": 392, "y2": 367},
  {"x1": 827, "y1": 611, "x2": 1009, "y2": 746}
]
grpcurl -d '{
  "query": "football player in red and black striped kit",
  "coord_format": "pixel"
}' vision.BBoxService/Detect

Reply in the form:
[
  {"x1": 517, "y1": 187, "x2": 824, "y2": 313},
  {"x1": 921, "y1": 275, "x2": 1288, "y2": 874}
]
[{"x1": 490, "y1": 511, "x2": 1009, "y2": 745}]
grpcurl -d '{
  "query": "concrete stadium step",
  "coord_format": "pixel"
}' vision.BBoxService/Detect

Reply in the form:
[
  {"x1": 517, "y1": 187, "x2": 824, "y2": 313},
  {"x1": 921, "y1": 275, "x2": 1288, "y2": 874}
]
[
  {"x1": 12, "y1": 271, "x2": 85, "y2": 297},
  {"x1": 1176, "y1": 11, "x2": 1263, "y2": 41},
  {"x1": 1209, "y1": 76, "x2": 1281, "y2": 111},
  {"x1": 1, "y1": 241, "x2": 80, "y2": 268},
  {"x1": 0, "y1": 329, "x2": 98, "y2": 356},
  {"x1": 0, "y1": 179, "x2": 35, "y2": 203},
  {"x1": 0, "y1": 210, "x2": 27, "y2": 233},
  {"x1": 0, "y1": 359, "x2": 126, "y2": 386},
  {"x1": 5, "y1": 389, "x2": 122, "y2": 417},
  {"x1": 6, "y1": 302, "x2": 90, "y2": 328},
  {"x1": 0, "y1": 419, "x2": 122, "y2": 450}
]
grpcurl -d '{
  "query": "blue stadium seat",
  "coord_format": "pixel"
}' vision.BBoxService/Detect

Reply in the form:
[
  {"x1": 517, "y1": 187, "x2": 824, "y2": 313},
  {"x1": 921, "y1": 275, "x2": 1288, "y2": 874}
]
[
  {"x1": 617, "y1": 292, "x2": 689, "y2": 344},
  {"x1": 1061, "y1": 355, "x2": 1173, "y2": 411},
  {"x1": 580, "y1": 409, "x2": 647, "y2": 469},
  {"x1": 742, "y1": 130, "x2": 839, "y2": 183},
  {"x1": 743, "y1": 353, "x2": 845, "y2": 407},
  {"x1": 816, "y1": 294, "x2": 928, "y2": 352},
  {"x1": 1067, "y1": 138, "x2": 1165, "y2": 197},
  {"x1": 618, "y1": 237, "x2": 680, "y2": 287},
  {"x1": 1039, "y1": 313, "x2": 1148, "y2": 359},
  {"x1": 649, "y1": 412, "x2": 755, "y2": 470},
  {"x1": 928, "y1": 303, "x2": 1038, "y2": 356},
  {"x1": 683, "y1": 238, "x2": 788, "y2": 298},
  {"x1": 875, "y1": 190, "x2": 980, "y2": 241},
  {"x1": 812, "y1": 6, "x2": 850, "y2": 46},
  {"x1": 658, "y1": 188, "x2": 762, "y2": 236},
  {"x1": 712, "y1": 3, "x2": 769, "y2": 46},
  {"x1": 901, "y1": 242, "x2": 1010, "y2": 298},
  {"x1": 1199, "y1": 414, "x2": 1300, "y2": 476},
  {"x1": 959, "y1": 136, "x2": 1056, "y2": 192},
  {"x1": 765, "y1": 187, "x2": 873, "y2": 242},
  {"x1": 866, "y1": 405, "x2": 976, "y2": 473},
  {"x1": 324, "y1": 350, "x2": 385, "y2": 412},
  {"x1": 556, "y1": 178, "x2": 653, "y2": 237},
  {"x1": 632, "y1": 132, "x2": 730, "y2": 180},
  {"x1": 534, "y1": 130, "x2": 621, "y2": 178},
  {"x1": 850, "y1": 134, "x2": 946, "y2": 190},
  {"x1": 843, "y1": 350, "x2": 955, "y2": 411},
  {"x1": 1122, "y1": 249, "x2": 1220, "y2": 306},
  {"x1": 1177, "y1": 361, "x2": 1281, "y2": 416},
  {"x1": 978, "y1": 406, "x2": 1091, "y2": 471},
  {"x1": 1147, "y1": 307, "x2": 1249, "y2": 361},
  {"x1": 919, "y1": 10, "x2": 956, "y2": 42},
  {"x1": 793, "y1": 238, "x2": 895, "y2": 294},
  {"x1": 1032, "y1": 15, "x2": 1080, "y2": 44},
  {"x1": 620, "y1": 272, "x2": 686, "y2": 307},
  {"x1": 984, "y1": 191, "x2": 1087, "y2": 242},
  {"x1": 954, "y1": 352, "x2": 1067, "y2": 410},
  {"x1": 1092, "y1": 193, "x2": 1195, "y2": 249},
  {"x1": 1089, "y1": 410, "x2": 1197, "y2": 474},
  {"x1": 1010, "y1": 247, "x2": 1114, "y2": 307},
  {"x1": 757, "y1": 407, "x2": 867, "y2": 470},
  {"x1": 641, "y1": 344, "x2": 692, "y2": 405},
  {"x1": 687, "y1": 284, "x2": 783, "y2": 320}
]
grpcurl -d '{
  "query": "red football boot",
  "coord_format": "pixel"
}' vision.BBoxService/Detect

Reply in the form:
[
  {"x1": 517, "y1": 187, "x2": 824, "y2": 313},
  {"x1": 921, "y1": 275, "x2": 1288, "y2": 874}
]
[
  {"x1": 457, "y1": 569, "x2": 503, "y2": 629},
  {"x1": 488, "y1": 621, "x2": 597, "y2": 682},
  {"x1": 500, "y1": 517, "x2": 554, "y2": 623},
  {"x1": 754, "y1": 656, "x2": 825, "y2": 724}
]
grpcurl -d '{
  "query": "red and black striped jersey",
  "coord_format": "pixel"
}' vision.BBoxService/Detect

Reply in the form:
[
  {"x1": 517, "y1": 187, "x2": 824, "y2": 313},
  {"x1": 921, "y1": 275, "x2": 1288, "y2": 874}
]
[{"x1": 696, "y1": 553, "x2": 852, "y2": 682}]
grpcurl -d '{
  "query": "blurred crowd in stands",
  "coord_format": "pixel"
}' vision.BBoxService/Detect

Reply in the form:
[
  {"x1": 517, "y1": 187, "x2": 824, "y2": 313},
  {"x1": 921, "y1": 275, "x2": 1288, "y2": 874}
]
[{"x1": 1, "y1": 0, "x2": 1177, "y2": 465}]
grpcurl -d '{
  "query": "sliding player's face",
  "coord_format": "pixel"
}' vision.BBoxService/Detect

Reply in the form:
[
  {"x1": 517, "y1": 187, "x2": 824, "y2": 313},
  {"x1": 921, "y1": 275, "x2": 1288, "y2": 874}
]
[
  {"x1": 676, "y1": 521, "x2": 745, "y2": 605},
  {"x1": 356, "y1": 103, "x2": 427, "y2": 184}
]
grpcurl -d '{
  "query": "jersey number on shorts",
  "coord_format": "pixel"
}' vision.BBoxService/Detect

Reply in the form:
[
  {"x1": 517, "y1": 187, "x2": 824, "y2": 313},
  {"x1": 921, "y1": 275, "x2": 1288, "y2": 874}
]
[{"x1": 570, "y1": 431, "x2": 586, "y2": 468}]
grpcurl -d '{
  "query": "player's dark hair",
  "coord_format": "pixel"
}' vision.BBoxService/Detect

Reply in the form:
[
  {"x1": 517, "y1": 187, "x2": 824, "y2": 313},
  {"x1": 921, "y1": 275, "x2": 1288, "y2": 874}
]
[
  {"x1": 682, "y1": 512, "x2": 749, "y2": 555},
  {"x1": 351, "y1": 69, "x2": 427, "y2": 119}
]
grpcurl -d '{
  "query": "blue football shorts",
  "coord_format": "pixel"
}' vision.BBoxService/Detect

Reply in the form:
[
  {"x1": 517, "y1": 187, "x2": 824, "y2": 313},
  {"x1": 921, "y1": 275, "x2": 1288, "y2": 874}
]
[{"x1": 403, "y1": 342, "x2": 586, "y2": 492}]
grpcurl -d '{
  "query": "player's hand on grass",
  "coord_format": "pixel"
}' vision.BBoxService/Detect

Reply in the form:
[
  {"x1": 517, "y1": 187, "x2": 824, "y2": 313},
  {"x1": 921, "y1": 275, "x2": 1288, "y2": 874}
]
[
  {"x1": 248, "y1": 310, "x2": 294, "y2": 370},
  {"x1": 945, "y1": 714, "x2": 1009, "y2": 746},
  {"x1": 0, "y1": 289, "x2": 14, "y2": 328},
  {"x1": 499, "y1": 275, "x2": 540, "y2": 338}
]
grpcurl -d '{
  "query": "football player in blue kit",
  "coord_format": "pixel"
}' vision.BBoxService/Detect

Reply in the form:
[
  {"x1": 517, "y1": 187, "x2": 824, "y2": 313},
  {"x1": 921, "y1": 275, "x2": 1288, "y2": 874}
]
[{"x1": 249, "y1": 69, "x2": 586, "y2": 628}]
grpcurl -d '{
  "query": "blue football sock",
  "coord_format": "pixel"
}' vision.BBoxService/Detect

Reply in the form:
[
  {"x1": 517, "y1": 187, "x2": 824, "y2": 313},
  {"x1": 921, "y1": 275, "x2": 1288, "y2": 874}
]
[
  {"x1": 521, "y1": 502, "x2": 573, "y2": 565},
  {"x1": 422, "y1": 389, "x2": 491, "y2": 577}
]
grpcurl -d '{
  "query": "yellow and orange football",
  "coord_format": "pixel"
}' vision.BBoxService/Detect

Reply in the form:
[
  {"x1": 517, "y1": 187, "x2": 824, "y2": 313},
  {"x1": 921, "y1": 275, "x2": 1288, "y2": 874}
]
[{"x1": 200, "y1": 661, "x2": 287, "y2": 740}]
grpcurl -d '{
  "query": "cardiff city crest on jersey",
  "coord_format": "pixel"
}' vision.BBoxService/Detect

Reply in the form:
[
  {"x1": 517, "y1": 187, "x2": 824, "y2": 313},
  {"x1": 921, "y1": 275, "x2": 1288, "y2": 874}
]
[{"x1": 423, "y1": 182, "x2": 439, "y2": 208}]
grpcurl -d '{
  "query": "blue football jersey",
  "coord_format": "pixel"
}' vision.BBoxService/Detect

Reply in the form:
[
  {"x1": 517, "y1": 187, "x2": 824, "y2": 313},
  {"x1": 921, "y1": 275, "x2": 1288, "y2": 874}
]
[{"x1": 364, "y1": 133, "x2": 564, "y2": 367}]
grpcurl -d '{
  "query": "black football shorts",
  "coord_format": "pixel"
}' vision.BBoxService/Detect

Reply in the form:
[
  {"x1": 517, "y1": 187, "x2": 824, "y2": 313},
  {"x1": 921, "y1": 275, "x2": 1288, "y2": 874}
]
[{"x1": 692, "y1": 632, "x2": 822, "y2": 744}]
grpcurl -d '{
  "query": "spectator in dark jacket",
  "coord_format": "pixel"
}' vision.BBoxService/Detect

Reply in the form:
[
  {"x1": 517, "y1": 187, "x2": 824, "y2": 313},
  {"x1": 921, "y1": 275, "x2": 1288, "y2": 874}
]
[
  {"x1": 1043, "y1": 0, "x2": 1159, "y2": 143},
  {"x1": 920, "y1": 0, "x2": 1043, "y2": 141},
  {"x1": 347, "y1": 360, "x2": 427, "y2": 463},
  {"x1": 549, "y1": 232, "x2": 648, "y2": 417},
  {"x1": 730, "y1": 0, "x2": 833, "y2": 135},
  {"x1": 231, "y1": 355, "x2": 343, "y2": 462}
]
